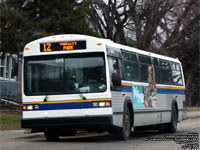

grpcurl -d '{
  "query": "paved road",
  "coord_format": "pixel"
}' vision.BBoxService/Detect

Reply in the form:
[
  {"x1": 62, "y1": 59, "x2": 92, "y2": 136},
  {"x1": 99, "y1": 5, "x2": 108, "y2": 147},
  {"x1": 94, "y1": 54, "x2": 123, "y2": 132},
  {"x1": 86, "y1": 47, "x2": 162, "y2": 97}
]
[
  {"x1": 1, "y1": 118, "x2": 199, "y2": 150},
  {"x1": 187, "y1": 111, "x2": 200, "y2": 119}
]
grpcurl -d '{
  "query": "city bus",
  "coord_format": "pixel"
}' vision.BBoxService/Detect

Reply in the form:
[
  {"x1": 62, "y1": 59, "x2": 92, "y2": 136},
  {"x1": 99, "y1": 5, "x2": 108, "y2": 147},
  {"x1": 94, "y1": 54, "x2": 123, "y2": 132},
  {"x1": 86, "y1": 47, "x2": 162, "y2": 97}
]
[{"x1": 21, "y1": 34, "x2": 186, "y2": 140}]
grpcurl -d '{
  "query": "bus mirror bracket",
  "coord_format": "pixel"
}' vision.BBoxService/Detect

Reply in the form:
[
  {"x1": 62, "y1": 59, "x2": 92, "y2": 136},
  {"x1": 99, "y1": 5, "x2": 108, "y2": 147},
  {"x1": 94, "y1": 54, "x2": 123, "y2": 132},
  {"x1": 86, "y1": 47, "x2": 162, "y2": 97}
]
[{"x1": 112, "y1": 73, "x2": 121, "y2": 86}]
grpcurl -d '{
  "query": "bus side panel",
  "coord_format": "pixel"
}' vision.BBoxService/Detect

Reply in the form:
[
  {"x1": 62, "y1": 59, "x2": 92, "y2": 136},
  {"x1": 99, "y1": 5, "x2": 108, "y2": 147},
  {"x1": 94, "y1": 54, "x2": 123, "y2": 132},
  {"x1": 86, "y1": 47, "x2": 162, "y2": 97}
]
[
  {"x1": 111, "y1": 91, "x2": 124, "y2": 127},
  {"x1": 133, "y1": 94, "x2": 172, "y2": 127},
  {"x1": 157, "y1": 94, "x2": 171, "y2": 124},
  {"x1": 134, "y1": 113, "x2": 160, "y2": 127},
  {"x1": 134, "y1": 89, "x2": 185, "y2": 127},
  {"x1": 157, "y1": 87, "x2": 185, "y2": 123}
]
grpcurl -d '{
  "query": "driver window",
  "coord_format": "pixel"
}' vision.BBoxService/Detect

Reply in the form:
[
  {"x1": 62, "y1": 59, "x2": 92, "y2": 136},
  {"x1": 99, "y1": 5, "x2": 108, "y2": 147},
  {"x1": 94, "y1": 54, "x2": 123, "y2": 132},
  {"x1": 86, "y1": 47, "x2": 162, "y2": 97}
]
[{"x1": 108, "y1": 57, "x2": 121, "y2": 91}]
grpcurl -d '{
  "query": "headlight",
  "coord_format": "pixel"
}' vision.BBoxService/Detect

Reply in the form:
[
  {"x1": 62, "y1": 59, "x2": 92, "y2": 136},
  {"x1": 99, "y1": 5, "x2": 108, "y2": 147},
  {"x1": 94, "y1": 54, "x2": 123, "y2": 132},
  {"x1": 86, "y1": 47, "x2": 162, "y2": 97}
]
[
  {"x1": 99, "y1": 102, "x2": 106, "y2": 107},
  {"x1": 92, "y1": 102, "x2": 98, "y2": 107},
  {"x1": 27, "y1": 105, "x2": 34, "y2": 110},
  {"x1": 92, "y1": 101, "x2": 111, "y2": 107},
  {"x1": 23, "y1": 104, "x2": 40, "y2": 110},
  {"x1": 34, "y1": 105, "x2": 40, "y2": 109}
]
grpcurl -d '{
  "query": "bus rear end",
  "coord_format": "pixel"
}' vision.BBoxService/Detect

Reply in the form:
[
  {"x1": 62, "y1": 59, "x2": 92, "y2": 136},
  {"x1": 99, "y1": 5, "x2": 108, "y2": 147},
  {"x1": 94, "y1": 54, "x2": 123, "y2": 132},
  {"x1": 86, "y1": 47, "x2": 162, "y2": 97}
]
[{"x1": 21, "y1": 35, "x2": 113, "y2": 139}]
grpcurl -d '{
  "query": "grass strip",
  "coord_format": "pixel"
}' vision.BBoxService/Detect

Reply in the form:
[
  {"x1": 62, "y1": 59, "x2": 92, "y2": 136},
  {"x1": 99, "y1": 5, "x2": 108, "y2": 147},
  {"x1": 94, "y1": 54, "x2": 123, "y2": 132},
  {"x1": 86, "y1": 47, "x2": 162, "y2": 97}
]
[
  {"x1": 0, "y1": 113, "x2": 22, "y2": 131},
  {"x1": 186, "y1": 107, "x2": 200, "y2": 112}
]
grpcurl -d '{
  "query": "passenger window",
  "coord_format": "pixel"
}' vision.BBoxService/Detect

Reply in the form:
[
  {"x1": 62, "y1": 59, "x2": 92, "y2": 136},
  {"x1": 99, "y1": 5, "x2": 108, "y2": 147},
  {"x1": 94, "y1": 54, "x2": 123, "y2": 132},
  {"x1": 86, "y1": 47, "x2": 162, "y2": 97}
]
[
  {"x1": 171, "y1": 63, "x2": 183, "y2": 85},
  {"x1": 160, "y1": 60, "x2": 173, "y2": 84},
  {"x1": 139, "y1": 55, "x2": 151, "y2": 82},
  {"x1": 122, "y1": 51, "x2": 139, "y2": 81},
  {"x1": 124, "y1": 61, "x2": 139, "y2": 80},
  {"x1": 153, "y1": 58, "x2": 159, "y2": 66},
  {"x1": 153, "y1": 58, "x2": 160, "y2": 83}
]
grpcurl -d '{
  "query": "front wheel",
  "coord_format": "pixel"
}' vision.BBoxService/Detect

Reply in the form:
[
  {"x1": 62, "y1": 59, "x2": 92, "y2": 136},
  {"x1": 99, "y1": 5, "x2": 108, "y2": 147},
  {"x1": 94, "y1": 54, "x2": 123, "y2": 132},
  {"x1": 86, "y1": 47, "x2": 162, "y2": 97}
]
[
  {"x1": 44, "y1": 130, "x2": 59, "y2": 141},
  {"x1": 118, "y1": 105, "x2": 131, "y2": 140}
]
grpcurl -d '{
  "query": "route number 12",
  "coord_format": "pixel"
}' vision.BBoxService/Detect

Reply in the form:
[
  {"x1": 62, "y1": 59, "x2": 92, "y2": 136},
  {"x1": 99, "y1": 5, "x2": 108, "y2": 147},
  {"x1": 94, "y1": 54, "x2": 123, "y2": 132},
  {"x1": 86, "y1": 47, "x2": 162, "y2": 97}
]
[{"x1": 43, "y1": 43, "x2": 52, "y2": 52}]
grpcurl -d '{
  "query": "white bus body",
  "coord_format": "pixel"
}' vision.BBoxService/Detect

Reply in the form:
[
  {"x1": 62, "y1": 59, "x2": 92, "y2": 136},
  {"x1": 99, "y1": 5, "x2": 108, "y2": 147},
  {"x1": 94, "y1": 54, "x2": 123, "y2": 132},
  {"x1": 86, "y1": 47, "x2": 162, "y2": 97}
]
[{"x1": 22, "y1": 34, "x2": 186, "y2": 140}]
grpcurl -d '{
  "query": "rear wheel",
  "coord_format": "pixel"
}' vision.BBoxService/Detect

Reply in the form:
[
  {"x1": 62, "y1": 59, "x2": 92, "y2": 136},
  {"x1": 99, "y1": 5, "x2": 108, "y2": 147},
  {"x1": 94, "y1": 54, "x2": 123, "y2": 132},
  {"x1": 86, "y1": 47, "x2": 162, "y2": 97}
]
[
  {"x1": 44, "y1": 130, "x2": 59, "y2": 141},
  {"x1": 167, "y1": 104, "x2": 178, "y2": 133},
  {"x1": 159, "y1": 104, "x2": 178, "y2": 133},
  {"x1": 118, "y1": 105, "x2": 131, "y2": 140}
]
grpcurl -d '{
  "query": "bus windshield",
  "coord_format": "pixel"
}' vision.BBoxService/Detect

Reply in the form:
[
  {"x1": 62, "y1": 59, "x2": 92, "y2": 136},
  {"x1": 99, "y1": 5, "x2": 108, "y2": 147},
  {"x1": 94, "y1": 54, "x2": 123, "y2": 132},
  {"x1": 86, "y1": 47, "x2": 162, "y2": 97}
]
[{"x1": 24, "y1": 52, "x2": 106, "y2": 96}]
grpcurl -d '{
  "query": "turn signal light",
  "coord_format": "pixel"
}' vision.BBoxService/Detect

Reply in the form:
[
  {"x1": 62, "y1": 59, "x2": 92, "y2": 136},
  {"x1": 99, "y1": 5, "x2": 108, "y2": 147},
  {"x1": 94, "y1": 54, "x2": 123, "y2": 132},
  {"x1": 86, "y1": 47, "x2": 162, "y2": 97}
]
[
  {"x1": 106, "y1": 102, "x2": 111, "y2": 106},
  {"x1": 23, "y1": 105, "x2": 27, "y2": 110}
]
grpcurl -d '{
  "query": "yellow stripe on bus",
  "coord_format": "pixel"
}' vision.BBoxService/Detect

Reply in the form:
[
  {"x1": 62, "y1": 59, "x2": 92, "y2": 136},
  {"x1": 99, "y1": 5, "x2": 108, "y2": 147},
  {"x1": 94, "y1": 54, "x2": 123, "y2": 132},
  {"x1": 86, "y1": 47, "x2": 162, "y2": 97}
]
[
  {"x1": 121, "y1": 83, "x2": 132, "y2": 86},
  {"x1": 157, "y1": 86, "x2": 185, "y2": 90},
  {"x1": 23, "y1": 98, "x2": 112, "y2": 105},
  {"x1": 121, "y1": 83, "x2": 185, "y2": 90}
]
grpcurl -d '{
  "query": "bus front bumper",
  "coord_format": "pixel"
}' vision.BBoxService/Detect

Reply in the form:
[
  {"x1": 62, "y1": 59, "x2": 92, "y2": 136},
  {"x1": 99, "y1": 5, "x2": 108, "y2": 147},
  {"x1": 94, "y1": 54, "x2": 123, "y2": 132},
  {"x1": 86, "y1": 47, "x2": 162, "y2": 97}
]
[{"x1": 21, "y1": 115, "x2": 113, "y2": 130}]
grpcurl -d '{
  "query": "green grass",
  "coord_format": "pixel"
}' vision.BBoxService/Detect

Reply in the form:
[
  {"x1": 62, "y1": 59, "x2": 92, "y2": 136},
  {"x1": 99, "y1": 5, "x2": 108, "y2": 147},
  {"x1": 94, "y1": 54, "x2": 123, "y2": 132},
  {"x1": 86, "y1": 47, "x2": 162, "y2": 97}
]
[
  {"x1": 0, "y1": 113, "x2": 22, "y2": 131},
  {"x1": 186, "y1": 107, "x2": 200, "y2": 112}
]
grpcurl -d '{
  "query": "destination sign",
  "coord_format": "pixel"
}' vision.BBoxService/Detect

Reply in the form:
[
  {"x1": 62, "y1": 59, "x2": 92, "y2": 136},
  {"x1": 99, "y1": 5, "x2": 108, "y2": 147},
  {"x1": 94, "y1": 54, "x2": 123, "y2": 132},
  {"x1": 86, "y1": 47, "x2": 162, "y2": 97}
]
[{"x1": 40, "y1": 41, "x2": 86, "y2": 52}]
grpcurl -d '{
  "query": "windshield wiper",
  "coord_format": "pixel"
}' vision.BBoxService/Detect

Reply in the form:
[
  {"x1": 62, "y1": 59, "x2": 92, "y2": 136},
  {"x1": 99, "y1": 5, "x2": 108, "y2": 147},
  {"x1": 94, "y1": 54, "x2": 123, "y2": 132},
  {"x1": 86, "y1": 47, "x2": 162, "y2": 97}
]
[
  {"x1": 44, "y1": 95, "x2": 48, "y2": 102},
  {"x1": 79, "y1": 93, "x2": 87, "y2": 100}
]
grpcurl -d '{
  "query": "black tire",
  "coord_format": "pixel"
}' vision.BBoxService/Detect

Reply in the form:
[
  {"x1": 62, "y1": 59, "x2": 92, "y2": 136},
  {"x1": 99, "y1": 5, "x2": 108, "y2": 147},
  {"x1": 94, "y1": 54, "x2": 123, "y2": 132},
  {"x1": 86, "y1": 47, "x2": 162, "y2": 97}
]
[
  {"x1": 168, "y1": 104, "x2": 178, "y2": 133},
  {"x1": 44, "y1": 130, "x2": 59, "y2": 141},
  {"x1": 159, "y1": 104, "x2": 178, "y2": 133},
  {"x1": 118, "y1": 105, "x2": 131, "y2": 140}
]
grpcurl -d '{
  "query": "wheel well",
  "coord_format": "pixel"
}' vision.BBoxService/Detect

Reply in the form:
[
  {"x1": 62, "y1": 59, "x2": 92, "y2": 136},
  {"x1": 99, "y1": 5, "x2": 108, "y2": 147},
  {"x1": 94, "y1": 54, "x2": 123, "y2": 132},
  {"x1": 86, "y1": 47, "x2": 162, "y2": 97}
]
[
  {"x1": 127, "y1": 102, "x2": 134, "y2": 128},
  {"x1": 172, "y1": 101, "x2": 178, "y2": 120}
]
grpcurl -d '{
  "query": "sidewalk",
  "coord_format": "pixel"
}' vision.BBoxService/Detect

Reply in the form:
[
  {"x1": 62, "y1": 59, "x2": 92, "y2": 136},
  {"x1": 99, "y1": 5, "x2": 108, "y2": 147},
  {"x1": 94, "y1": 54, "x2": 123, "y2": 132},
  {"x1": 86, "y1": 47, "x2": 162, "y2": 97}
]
[{"x1": 187, "y1": 111, "x2": 200, "y2": 119}]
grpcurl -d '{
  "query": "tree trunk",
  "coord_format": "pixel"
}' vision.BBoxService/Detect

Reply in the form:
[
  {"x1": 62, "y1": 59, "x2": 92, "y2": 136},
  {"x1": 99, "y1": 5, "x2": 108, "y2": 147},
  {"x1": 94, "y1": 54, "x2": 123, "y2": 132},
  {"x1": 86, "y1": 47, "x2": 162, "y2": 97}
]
[{"x1": 185, "y1": 67, "x2": 194, "y2": 106}]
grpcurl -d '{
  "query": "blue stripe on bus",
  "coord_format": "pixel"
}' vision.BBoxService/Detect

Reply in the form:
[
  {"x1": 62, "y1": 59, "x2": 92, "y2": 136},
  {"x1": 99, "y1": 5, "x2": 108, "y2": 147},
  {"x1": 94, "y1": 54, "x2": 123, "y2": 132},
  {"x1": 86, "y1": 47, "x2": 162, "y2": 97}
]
[
  {"x1": 23, "y1": 101, "x2": 112, "y2": 111},
  {"x1": 157, "y1": 88, "x2": 185, "y2": 95},
  {"x1": 121, "y1": 84, "x2": 185, "y2": 95},
  {"x1": 122, "y1": 85, "x2": 132, "y2": 92}
]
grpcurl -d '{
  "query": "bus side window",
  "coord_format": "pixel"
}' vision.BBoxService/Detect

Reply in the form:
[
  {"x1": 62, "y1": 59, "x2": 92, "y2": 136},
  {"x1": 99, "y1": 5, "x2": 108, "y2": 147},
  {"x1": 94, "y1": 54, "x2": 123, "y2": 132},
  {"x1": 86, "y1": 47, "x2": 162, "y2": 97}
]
[
  {"x1": 171, "y1": 63, "x2": 183, "y2": 86},
  {"x1": 153, "y1": 58, "x2": 161, "y2": 84},
  {"x1": 108, "y1": 57, "x2": 121, "y2": 91},
  {"x1": 122, "y1": 51, "x2": 139, "y2": 81},
  {"x1": 139, "y1": 55, "x2": 151, "y2": 82},
  {"x1": 160, "y1": 60, "x2": 173, "y2": 84}
]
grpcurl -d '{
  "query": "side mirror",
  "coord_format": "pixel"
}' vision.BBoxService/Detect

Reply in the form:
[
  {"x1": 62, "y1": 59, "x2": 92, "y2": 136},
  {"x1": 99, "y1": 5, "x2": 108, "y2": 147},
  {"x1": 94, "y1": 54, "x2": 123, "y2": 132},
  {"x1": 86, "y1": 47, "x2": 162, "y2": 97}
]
[{"x1": 112, "y1": 73, "x2": 121, "y2": 86}]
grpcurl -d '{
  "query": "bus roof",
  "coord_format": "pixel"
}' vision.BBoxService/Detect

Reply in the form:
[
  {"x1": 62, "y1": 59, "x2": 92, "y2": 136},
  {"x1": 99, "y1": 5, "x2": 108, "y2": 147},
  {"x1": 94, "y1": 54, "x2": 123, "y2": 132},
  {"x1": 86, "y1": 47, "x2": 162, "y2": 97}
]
[
  {"x1": 100, "y1": 38, "x2": 180, "y2": 63},
  {"x1": 24, "y1": 34, "x2": 180, "y2": 63}
]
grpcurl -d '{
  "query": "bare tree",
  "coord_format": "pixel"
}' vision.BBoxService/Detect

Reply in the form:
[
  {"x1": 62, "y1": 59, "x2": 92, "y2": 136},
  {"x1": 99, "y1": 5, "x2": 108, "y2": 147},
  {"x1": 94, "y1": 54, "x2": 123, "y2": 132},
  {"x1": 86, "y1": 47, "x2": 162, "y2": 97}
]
[
  {"x1": 160, "y1": 0, "x2": 200, "y2": 106},
  {"x1": 88, "y1": 0, "x2": 175, "y2": 51},
  {"x1": 87, "y1": 0, "x2": 132, "y2": 44},
  {"x1": 127, "y1": 0, "x2": 174, "y2": 51}
]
